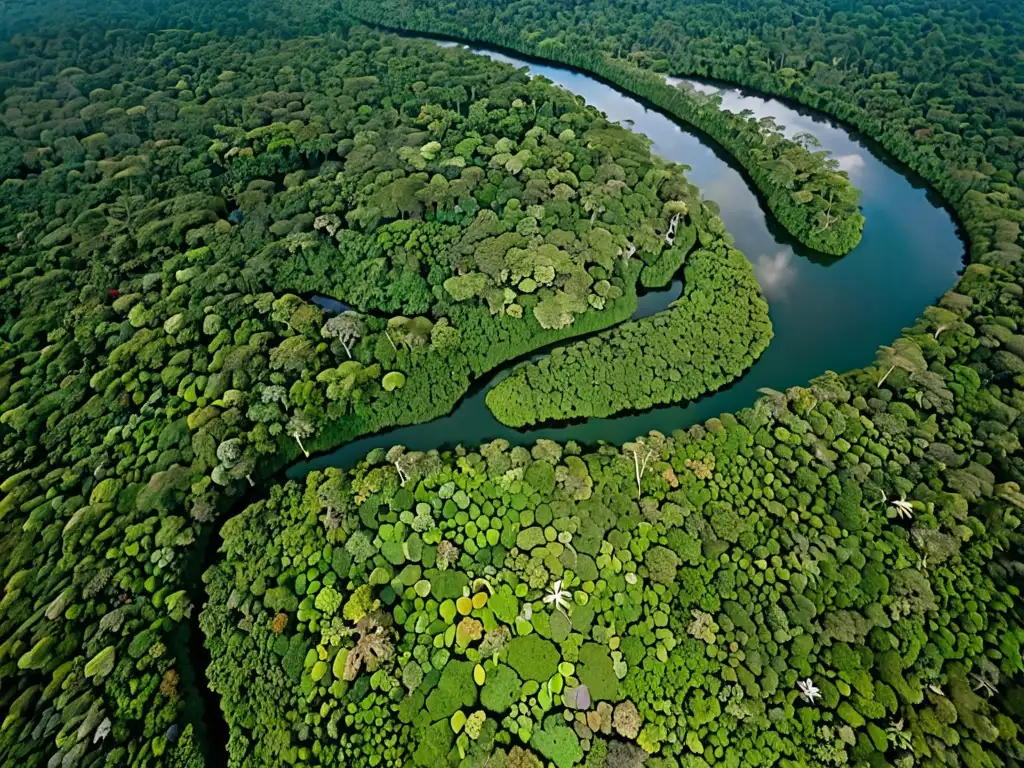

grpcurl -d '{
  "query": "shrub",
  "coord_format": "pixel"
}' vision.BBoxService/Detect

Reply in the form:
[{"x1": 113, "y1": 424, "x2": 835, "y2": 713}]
[
  {"x1": 644, "y1": 546, "x2": 680, "y2": 585},
  {"x1": 530, "y1": 716, "x2": 583, "y2": 768}
]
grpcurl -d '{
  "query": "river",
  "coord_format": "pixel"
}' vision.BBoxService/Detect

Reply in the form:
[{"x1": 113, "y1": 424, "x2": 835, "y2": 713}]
[{"x1": 289, "y1": 41, "x2": 965, "y2": 476}]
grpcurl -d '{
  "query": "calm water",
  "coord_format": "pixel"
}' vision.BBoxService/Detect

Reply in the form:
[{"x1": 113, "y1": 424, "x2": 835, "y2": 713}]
[{"x1": 290, "y1": 43, "x2": 965, "y2": 476}]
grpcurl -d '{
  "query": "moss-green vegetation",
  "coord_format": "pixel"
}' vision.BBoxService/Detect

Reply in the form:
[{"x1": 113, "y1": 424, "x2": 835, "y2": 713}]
[
  {"x1": 486, "y1": 237, "x2": 772, "y2": 426},
  {"x1": 205, "y1": 353, "x2": 1024, "y2": 765},
  {"x1": 2, "y1": 0, "x2": 1024, "y2": 767},
  {"x1": 336, "y1": 0, "x2": 1021, "y2": 285},
  {"x1": 0, "y1": 22, "x2": 736, "y2": 767},
  {"x1": 342, "y1": 9, "x2": 867, "y2": 257}
]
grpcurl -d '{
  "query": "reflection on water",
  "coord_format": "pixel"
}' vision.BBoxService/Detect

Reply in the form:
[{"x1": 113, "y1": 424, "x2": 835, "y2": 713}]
[
  {"x1": 289, "y1": 41, "x2": 966, "y2": 477},
  {"x1": 672, "y1": 76, "x2": 869, "y2": 180},
  {"x1": 752, "y1": 251, "x2": 797, "y2": 300},
  {"x1": 834, "y1": 154, "x2": 867, "y2": 175}
]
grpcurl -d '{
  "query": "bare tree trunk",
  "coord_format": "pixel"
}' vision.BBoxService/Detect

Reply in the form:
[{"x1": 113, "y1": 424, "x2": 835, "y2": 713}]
[
  {"x1": 633, "y1": 451, "x2": 643, "y2": 499},
  {"x1": 295, "y1": 435, "x2": 309, "y2": 458},
  {"x1": 665, "y1": 213, "x2": 679, "y2": 245},
  {"x1": 632, "y1": 448, "x2": 653, "y2": 500},
  {"x1": 878, "y1": 365, "x2": 895, "y2": 387},
  {"x1": 341, "y1": 339, "x2": 353, "y2": 359},
  {"x1": 385, "y1": 330, "x2": 398, "y2": 352},
  {"x1": 816, "y1": 191, "x2": 837, "y2": 232}
]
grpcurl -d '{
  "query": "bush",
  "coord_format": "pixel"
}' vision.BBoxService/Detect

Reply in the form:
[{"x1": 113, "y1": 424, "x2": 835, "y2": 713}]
[
  {"x1": 426, "y1": 661, "x2": 478, "y2": 720},
  {"x1": 578, "y1": 643, "x2": 619, "y2": 702},
  {"x1": 530, "y1": 716, "x2": 583, "y2": 768},
  {"x1": 644, "y1": 546, "x2": 680, "y2": 585}
]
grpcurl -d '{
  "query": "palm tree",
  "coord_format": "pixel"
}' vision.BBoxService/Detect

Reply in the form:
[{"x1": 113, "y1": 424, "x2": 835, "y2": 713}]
[
  {"x1": 797, "y1": 679, "x2": 821, "y2": 703},
  {"x1": 881, "y1": 490, "x2": 915, "y2": 520},
  {"x1": 765, "y1": 158, "x2": 798, "y2": 189},
  {"x1": 875, "y1": 338, "x2": 926, "y2": 387},
  {"x1": 971, "y1": 673, "x2": 997, "y2": 698},
  {"x1": 543, "y1": 579, "x2": 571, "y2": 615},
  {"x1": 886, "y1": 719, "x2": 911, "y2": 751}
]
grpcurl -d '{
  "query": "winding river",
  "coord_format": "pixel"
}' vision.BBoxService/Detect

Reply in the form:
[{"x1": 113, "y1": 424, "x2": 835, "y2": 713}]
[{"x1": 289, "y1": 41, "x2": 965, "y2": 477}]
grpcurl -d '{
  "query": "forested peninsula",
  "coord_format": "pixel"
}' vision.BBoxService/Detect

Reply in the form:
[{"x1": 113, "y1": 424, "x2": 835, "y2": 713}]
[
  {"x1": 0, "y1": 23, "x2": 770, "y2": 765},
  {"x1": 0, "y1": 1, "x2": 1022, "y2": 768},
  {"x1": 338, "y1": 0, "x2": 1020, "y2": 266},
  {"x1": 486, "y1": 242, "x2": 772, "y2": 427}
]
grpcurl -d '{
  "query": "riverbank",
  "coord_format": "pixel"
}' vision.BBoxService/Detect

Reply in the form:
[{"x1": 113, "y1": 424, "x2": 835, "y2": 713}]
[{"x1": 288, "y1": 38, "x2": 964, "y2": 477}]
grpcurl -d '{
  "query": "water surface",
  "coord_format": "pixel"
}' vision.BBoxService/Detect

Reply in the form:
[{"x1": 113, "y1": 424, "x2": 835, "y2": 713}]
[{"x1": 290, "y1": 42, "x2": 964, "y2": 475}]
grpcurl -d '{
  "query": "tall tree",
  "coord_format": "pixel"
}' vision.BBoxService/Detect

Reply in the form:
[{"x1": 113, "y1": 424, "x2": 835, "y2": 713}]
[{"x1": 322, "y1": 311, "x2": 365, "y2": 359}]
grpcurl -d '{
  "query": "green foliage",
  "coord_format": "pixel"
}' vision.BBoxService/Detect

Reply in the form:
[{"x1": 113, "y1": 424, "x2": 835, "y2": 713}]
[
  {"x1": 0, "y1": 22, "x2": 706, "y2": 767},
  {"x1": 577, "y1": 644, "x2": 619, "y2": 702},
  {"x1": 5, "y1": 1, "x2": 1024, "y2": 767},
  {"x1": 343, "y1": 0, "x2": 869, "y2": 256},
  {"x1": 531, "y1": 716, "x2": 584, "y2": 768},
  {"x1": 381, "y1": 371, "x2": 407, "y2": 392},
  {"x1": 427, "y1": 661, "x2": 478, "y2": 720},
  {"x1": 207, "y1": 368, "x2": 1024, "y2": 765},
  {"x1": 480, "y1": 665, "x2": 523, "y2": 713},
  {"x1": 507, "y1": 635, "x2": 560, "y2": 682},
  {"x1": 643, "y1": 546, "x2": 680, "y2": 586},
  {"x1": 84, "y1": 646, "x2": 116, "y2": 679},
  {"x1": 487, "y1": 246, "x2": 771, "y2": 425}
]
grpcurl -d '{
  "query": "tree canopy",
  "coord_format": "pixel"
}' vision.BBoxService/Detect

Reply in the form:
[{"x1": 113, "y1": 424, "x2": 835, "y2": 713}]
[{"x1": 1, "y1": 0, "x2": 1023, "y2": 767}]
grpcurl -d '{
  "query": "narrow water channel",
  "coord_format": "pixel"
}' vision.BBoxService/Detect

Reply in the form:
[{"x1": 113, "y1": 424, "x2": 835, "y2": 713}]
[{"x1": 289, "y1": 40, "x2": 965, "y2": 476}]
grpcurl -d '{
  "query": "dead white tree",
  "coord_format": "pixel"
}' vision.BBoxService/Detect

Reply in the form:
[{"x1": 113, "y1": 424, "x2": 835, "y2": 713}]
[
  {"x1": 622, "y1": 432, "x2": 666, "y2": 500},
  {"x1": 875, "y1": 338, "x2": 927, "y2": 387},
  {"x1": 797, "y1": 678, "x2": 822, "y2": 704},
  {"x1": 386, "y1": 445, "x2": 412, "y2": 485},
  {"x1": 287, "y1": 412, "x2": 314, "y2": 458},
  {"x1": 879, "y1": 489, "x2": 914, "y2": 520},
  {"x1": 321, "y1": 311, "x2": 364, "y2": 359},
  {"x1": 815, "y1": 190, "x2": 838, "y2": 232},
  {"x1": 664, "y1": 212, "x2": 680, "y2": 246},
  {"x1": 972, "y1": 673, "x2": 997, "y2": 698}
]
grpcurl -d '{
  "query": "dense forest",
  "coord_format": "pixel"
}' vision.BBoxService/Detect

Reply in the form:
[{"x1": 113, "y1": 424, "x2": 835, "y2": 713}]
[
  {"x1": 337, "y1": 0, "x2": 1022, "y2": 266},
  {"x1": 0, "y1": 0, "x2": 1023, "y2": 767},
  {"x1": 207, "y1": 360, "x2": 1024, "y2": 766},
  {"x1": 487, "y1": 241, "x2": 772, "y2": 427},
  {"x1": 0, "y1": 20, "x2": 764, "y2": 767},
  {"x1": 1, "y1": 0, "x2": 867, "y2": 256}
]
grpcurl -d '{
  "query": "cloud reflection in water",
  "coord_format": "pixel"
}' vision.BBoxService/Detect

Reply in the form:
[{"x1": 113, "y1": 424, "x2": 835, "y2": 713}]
[
  {"x1": 833, "y1": 153, "x2": 866, "y2": 176},
  {"x1": 753, "y1": 250, "x2": 797, "y2": 300}
]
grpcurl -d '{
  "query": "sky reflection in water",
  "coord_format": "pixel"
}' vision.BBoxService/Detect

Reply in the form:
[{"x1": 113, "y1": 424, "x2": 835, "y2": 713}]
[{"x1": 292, "y1": 43, "x2": 965, "y2": 476}]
